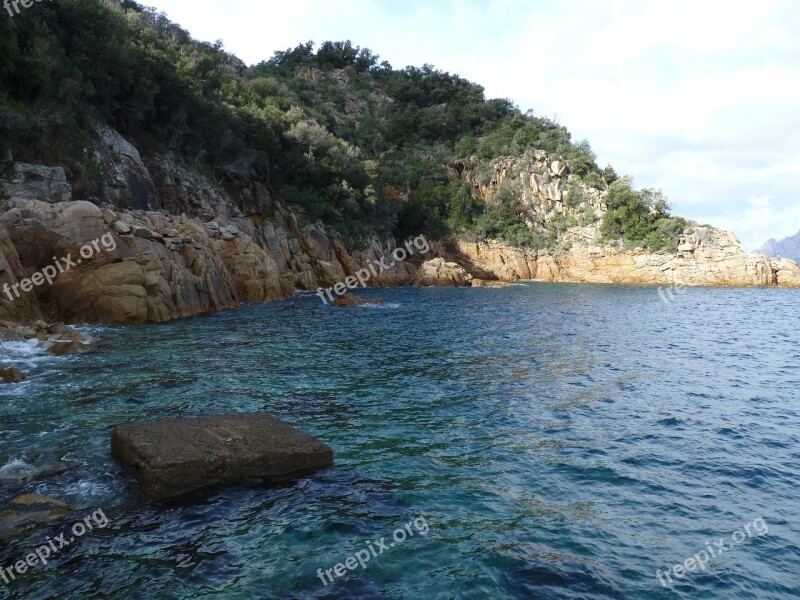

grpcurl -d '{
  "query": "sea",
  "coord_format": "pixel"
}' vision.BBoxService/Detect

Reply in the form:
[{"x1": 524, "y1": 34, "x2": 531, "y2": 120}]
[{"x1": 1, "y1": 283, "x2": 798, "y2": 599}]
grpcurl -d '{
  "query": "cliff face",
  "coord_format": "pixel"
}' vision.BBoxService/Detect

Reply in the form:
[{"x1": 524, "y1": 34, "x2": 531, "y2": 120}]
[
  {"x1": 450, "y1": 153, "x2": 800, "y2": 289},
  {"x1": 453, "y1": 234, "x2": 800, "y2": 288},
  {"x1": 0, "y1": 128, "x2": 415, "y2": 325}
]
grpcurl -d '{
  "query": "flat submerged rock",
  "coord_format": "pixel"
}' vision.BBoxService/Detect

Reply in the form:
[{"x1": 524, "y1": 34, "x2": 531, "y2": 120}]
[{"x1": 111, "y1": 413, "x2": 334, "y2": 501}]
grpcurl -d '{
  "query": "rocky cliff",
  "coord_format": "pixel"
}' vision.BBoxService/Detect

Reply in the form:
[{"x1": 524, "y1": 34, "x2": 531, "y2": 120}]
[
  {"x1": 449, "y1": 153, "x2": 800, "y2": 288},
  {"x1": 453, "y1": 234, "x2": 800, "y2": 288},
  {"x1": 0, "y1": 128, "x2": 416, "y2": 325},
  {"x1": 2, "y1": 129, "x2": 798, "y2": 328}
]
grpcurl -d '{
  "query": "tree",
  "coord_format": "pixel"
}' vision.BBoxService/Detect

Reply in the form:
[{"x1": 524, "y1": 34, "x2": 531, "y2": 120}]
[{"x1": 286, "y1": 120, "x2": 332, "y2": 157}]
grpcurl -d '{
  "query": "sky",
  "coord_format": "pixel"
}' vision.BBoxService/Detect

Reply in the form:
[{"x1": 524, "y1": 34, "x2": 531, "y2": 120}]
[{"x1": 147, "y1": 0, "x2": 800, "y2": 251}]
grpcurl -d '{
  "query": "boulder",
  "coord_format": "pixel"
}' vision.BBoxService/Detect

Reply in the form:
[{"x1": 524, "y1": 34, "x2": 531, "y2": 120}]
[
  {"x1": 1, "y1": 163, "x2": 72, "y2": 203},
  {"x1": 0, "y1": 494, "x2": 72, "y2": 540},
  {"x1": 550, "y1": 160, "x2": 570, "y2": 178},
  {"x1": 331, "y1": 294, "x2": 384, "y2": 307},
  {"x1": 112, "y1": 221, "x2": 132, "y2": 234},
  {"x1": 0, "y1": 367, "x2": 24, "y2": 383},
  {"x1": 0, "y1": 327, "x2": 26, "y2": 342},
  {"x1": 413, "y1": 258, "x2": 468, "y2": 287},
  {"x1": 111, "y1": 413, "x2": 334, "y2": 501}
]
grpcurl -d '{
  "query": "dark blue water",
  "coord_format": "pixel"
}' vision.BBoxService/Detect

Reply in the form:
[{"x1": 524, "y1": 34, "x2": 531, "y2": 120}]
[{"x1": 1, "y1": 283, "x2": 799, "y2": 599}]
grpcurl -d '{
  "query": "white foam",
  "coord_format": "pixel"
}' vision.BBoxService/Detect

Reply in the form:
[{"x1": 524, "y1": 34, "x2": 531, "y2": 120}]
[
  {"x1": 0, "y1": 458, "x2": 38, "y2": 481},
  {"x1": 0, "y1": 339, "x2": 50, "y2": 371},
  {"x1": 0, "y1": 339, "x2": 45, "y2": 358},
  {"x1": 62, "y1": 480, "x2": 111, "y2": 501},
  {"x1": 360, "y1": 302, "x2": 400, "y2": 309}
]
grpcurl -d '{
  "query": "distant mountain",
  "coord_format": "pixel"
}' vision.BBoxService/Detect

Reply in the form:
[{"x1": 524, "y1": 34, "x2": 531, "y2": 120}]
[{"x1": 757, "y1": 231, "x2": 800, "y2": 262}]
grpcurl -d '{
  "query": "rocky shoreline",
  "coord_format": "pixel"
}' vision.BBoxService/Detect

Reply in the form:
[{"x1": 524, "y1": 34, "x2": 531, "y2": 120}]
[{"x1": 1, "y1": 127, "x2": 798, "y2": 333}]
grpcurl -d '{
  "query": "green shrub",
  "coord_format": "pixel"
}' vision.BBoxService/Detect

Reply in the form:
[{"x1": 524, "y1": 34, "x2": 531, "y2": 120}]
[{"x1": 600, "y1": 178, "x2": 687, "y2": 250}]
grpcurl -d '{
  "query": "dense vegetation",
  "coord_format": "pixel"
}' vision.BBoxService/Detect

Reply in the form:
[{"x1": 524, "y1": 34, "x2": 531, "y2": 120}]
[
  {"x1": 0, "y1": 0, "x2": 687, "y2": 250},
  {"x1": 600, "y1": 178, "x2": 689, "y2": 251}
]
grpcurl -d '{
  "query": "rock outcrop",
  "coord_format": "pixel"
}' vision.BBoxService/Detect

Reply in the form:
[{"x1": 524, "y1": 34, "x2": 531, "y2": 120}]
[
  {"x1": 0, "y1": 127, "x2": 422, "y2": 325},
  {"x1": 470, "y1": 279, "x2": 512, "y2": 288},
  {"x1": 449, "y1": 152, "x2": 800, "y2": 288},
  {"x1": 0, "y1": 198, "x2": 239, "y2": 323},
  {"x1": 1, "y1": 163, "x2": 72, "y2": 204},
  {"x1": 414, "y1": 258, "x2": 469, "y2": 287},
  {"x1": 452, "y1": 231, "x2": 800, "y2": 288},
  {"x1": 0, "y1": 320, "x2": 95, "y2": 355},
  {"x1": 454, "y1": 240, "x2": 539, "y2": 282},
  {"x1": 111, "y1": 413, "x2": 334, "y2": 501}
]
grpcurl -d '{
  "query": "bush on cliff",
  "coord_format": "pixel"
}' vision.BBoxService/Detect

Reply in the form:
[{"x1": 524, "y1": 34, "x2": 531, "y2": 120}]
[{"x1": 600, "y1": 178, "x2": 688, "y2": 251}]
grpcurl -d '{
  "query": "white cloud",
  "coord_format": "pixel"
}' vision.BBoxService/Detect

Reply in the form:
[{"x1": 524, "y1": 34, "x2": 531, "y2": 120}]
[{"x1": 748, "y1": 196, "x2": 772, "y2": 208}]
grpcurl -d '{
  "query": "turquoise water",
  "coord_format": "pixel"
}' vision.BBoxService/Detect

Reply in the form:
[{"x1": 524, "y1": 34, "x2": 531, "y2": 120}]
[{"x1": 1, "y1": 283, "x2": 799, "y2": 599}]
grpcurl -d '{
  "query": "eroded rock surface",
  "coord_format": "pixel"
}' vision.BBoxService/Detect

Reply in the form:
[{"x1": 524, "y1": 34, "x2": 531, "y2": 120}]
[
  {"x1": 111, "y1": 413, "x2": 334, "y2": 501},
  {"x1": 452, "y1": 231, "x2": 800, "y2": 288},
  {"x1": 414, "y1": 258, "x2": 469, "y2": 287}
]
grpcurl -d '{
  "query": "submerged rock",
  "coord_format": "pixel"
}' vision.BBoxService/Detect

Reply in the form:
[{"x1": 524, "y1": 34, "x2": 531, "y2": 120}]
[
  {"x1": 0, "y1": 367, "x2": 24, "y2": 383},
  {"x1": 331, "y1": 294, "x2": 384, "y2": 307},
  {"x1": 0, "y1": 494, "x2": 72, "y2": 540},
  {"x1": 470, "y1": 279, "x2": 512, "y2": 288},
  {"x1": 111, "y1": 413, "x2": 334, "y2": 502},
  {"x1": 43, "y1": 340, "x2": 93, "y2": 356}
]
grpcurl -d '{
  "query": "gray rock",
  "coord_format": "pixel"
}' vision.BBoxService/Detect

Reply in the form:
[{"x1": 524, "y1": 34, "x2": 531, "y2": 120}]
[
  {"x1": 112, "y1": 221, "x2": 132, "y2": 234},
  {"x1": 111, "y1": 413, "x2": 334, "y2": 501},
  {"x1": 130, "y1": 225, "x2": 153, "y2": 239},
  {"x1": 2, "y1": 163, "x2": 72, "y2": 203},
  {"x1": 95, "y1": 125, "x2": 157, "y2": 210}
]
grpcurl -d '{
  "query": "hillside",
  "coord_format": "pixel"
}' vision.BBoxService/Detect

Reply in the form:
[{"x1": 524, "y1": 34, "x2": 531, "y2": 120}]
[
  {"x1": 1, "y1": 0, "x2": 687, "y2": 248},
  {"x1": 757, "y1": 231, "x2": 800, "y2": 263}
]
